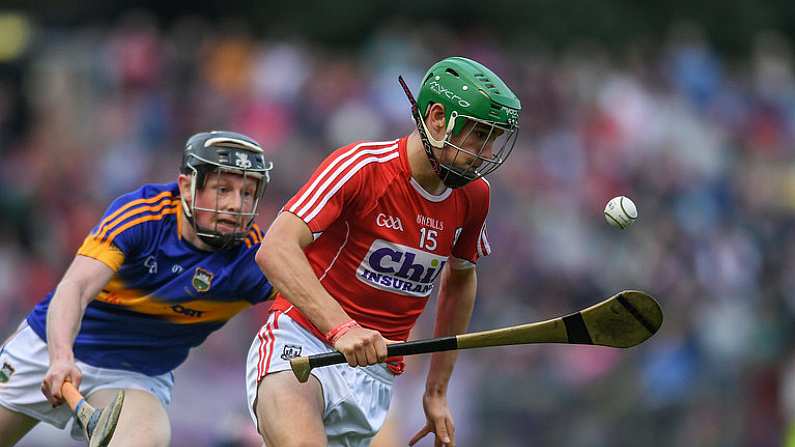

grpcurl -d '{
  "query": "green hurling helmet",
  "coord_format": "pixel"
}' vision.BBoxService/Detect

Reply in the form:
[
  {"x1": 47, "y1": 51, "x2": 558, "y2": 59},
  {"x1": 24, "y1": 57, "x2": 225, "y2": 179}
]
[{"x1": 410, "y1": 57, "x2": 521, "y2": 188}]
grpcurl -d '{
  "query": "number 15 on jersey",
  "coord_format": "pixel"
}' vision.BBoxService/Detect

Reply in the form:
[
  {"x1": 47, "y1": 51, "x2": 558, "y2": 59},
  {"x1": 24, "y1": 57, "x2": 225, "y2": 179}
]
[{"x1": 419, "y1": 228, "x2": 437, "y2": 251}]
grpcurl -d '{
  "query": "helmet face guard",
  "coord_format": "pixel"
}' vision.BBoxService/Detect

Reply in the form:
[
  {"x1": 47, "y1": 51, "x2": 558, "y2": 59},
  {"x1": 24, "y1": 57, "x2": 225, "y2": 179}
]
[
  {"x1": 180, "y1": 132, "x2": 273, "y2": 249},
  {"x1": 402, "y1": 57, "x2": 522, "y2": 188},
  {"x1": 420, "y1": 111, "x2": 519, "y2": 187}
]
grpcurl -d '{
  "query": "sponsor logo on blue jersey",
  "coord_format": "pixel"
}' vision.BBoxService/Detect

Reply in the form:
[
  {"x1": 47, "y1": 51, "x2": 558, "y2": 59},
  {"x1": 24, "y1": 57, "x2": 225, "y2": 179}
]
[
  {"x1": 171, "y1": 304, "x2": 204, "y2": 318},
  {"x1": 356, "y1": 239, "x2": 447, "y2": 297}
]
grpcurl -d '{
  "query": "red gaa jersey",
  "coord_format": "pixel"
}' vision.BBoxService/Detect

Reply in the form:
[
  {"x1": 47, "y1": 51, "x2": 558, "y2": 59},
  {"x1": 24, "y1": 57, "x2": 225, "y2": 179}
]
[{"x1": 271, "y1": 136, "x2": 491, "y2": 343}]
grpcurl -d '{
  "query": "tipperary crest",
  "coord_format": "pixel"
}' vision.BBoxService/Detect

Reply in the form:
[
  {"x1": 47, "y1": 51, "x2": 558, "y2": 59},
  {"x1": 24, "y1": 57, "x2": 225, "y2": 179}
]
[
  {"x1": 281, "y1": 344, "x2": 303, "y2": 361},
  {"x1": 192, "y1": 267, "x2": 214, "y2": 293},
  {"x1": 0, "y1": 362, "x2": 15, "y2": 383}
]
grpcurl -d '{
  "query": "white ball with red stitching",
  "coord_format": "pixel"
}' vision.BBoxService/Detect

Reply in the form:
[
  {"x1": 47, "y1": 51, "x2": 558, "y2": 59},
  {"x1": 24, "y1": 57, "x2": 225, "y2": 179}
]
[{"x1": 604, "y1": 196, "x2": 638, "y2": 229}]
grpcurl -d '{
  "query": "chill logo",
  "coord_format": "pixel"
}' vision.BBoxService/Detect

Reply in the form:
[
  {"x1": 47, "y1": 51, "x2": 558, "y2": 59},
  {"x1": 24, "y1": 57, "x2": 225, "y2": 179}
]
[{"x1": 357, "y1": 239, "x2": 447, "y2": 297}]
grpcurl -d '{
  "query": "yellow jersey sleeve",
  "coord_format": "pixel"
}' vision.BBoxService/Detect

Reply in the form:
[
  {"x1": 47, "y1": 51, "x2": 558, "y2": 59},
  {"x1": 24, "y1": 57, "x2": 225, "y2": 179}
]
[{"x1": 77, "y1": 235, "x2": 126, "y2": 272}]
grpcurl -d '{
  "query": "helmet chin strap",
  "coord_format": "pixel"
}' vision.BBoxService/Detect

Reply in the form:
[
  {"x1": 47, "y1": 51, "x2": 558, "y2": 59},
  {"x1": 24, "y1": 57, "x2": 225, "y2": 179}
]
[
  {"x1": 399, "y1": 76, "x2": 473, "y2": 189},
  {"x1": 197, "y1": 231, "x2": 240, "y2": 250}
]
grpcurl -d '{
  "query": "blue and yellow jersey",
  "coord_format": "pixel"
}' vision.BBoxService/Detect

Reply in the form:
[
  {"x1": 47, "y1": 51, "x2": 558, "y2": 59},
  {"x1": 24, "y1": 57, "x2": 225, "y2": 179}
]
[{"x1": 26, "y1": 182, "x2": 273, "y2": 376}]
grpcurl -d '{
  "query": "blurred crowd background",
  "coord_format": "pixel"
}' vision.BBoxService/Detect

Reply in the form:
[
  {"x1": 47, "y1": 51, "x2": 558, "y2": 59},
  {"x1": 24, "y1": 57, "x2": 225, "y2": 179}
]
[{"x1": 3, "y1": 1, "x2": 795, "y2": 446}]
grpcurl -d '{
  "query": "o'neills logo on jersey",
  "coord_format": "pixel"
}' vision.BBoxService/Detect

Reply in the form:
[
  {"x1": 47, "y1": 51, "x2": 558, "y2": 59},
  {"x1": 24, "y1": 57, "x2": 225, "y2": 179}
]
[{"x1": 357, "y1": 239, "x2": 447, "y2": 297}]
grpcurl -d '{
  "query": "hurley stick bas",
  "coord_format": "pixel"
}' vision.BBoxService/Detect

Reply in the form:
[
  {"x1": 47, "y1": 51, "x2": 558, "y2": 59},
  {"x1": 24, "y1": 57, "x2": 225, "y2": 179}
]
[
  {"x1": 61, "y1": 382, "x2": 125, "y2": 447},
  {"x1": 290, "y1": 290, "x2": 663, "y2": 383}
]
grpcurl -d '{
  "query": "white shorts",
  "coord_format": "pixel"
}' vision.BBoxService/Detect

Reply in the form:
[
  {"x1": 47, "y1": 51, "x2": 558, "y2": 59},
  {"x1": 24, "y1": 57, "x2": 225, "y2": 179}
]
[
  {"x1": 246, "y1": 311, "x2": 394, "y2": 447},
  {"x1": 0, "y1": 321, "x2": 174, "y2": 439}
]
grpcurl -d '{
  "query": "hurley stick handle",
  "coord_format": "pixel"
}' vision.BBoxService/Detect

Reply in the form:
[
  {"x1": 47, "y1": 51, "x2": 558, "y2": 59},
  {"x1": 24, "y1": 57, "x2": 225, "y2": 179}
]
[
  {"x1": 290, "y1": 337, "x2": 459, "y2": 383},
  {"x1": 61, "y1": 382, "x2": 88, "y2": 412}
]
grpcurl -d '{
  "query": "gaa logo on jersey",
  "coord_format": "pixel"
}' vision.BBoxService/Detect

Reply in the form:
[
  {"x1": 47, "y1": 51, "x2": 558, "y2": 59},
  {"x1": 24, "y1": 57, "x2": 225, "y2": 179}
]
[{"x1": 357, "y1": 239, "x2": 447, "y2": 297}]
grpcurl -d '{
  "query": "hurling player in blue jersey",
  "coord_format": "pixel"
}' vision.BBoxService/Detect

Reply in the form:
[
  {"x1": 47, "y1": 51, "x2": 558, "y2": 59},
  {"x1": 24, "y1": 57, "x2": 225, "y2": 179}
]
[{"x1": 0, "y1": 131, "x2": 274, "y2": 447}]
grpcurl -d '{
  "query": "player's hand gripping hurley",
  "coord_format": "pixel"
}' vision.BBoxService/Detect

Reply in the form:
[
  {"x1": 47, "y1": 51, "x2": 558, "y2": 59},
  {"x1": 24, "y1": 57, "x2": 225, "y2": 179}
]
[
  {"x1": 61, "y1": 382, "x2": 125, "y2": 447},
  {"x1": 290, "y1": 290, "x2": 663, "y2": 383}
]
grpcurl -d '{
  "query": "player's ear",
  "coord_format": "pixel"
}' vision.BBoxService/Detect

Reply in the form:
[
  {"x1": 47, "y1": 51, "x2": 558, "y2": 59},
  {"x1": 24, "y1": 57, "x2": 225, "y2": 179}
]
[
  {"x1": 425, "y1": 103, "x2": 447, "y2": 140},
  {"x1": 177, "y1": 174, "x2": 192, "y2": 202}
]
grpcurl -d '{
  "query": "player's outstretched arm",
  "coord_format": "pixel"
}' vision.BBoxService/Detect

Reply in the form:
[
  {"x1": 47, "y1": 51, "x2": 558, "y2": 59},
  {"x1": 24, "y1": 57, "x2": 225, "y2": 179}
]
[
  {"x1": 257, "y1": 212, "x2": 389, "y2": 366},
  {"x1": 42, "y1": 255, "x2": 114, "y2": 406},
  {"x1": 410, "y1": 263, "x2": 477, "y2": 447}
]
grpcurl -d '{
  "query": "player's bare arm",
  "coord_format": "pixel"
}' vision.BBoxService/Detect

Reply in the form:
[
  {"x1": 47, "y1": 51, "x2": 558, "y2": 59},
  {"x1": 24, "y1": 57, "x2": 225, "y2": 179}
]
[
  {"x1": 42, "y1": 255, "x2": 114, "y2": 406},
  {"x1": 257, "y1": 212, "x2": 389, "y2": 366},
  {"x1": 410, "y1": 263, "x2": 477, "y2": 447}
]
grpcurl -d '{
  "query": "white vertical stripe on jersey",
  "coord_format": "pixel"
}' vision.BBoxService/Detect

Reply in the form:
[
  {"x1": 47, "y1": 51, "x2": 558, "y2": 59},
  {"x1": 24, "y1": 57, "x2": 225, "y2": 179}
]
[
  {"x1": 476, "y1": 228, "x2": 484, "y2": 257},
  {"x1": 303, "y1": 151, "x2": 400, "y2": 223},
  {"x1": 478, "y1": 177, "x2": 492, "y2": 257},
  {"x1": 482, "y1": 225, "x2": 492, "y2": 255},
  {"x1": 477, "y1": 223, "x2": 492, "y2": 257},
  {"x1": 295, "y1": 144, "x2": 399, "y2": 218},
  {"x1": 289, "y1": 140, "x2": 399, "y2": 215}
]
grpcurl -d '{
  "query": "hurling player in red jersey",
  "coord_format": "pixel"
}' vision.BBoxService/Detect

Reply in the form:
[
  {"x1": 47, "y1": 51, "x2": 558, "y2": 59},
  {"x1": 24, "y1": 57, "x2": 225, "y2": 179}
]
[{"x1": 246, "y1": 57, "x2": 521, "y2": 447}]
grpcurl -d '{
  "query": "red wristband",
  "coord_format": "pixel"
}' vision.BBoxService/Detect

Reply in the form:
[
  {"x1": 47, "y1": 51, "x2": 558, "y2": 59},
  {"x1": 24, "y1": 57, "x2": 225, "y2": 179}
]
[{"x1": 325, "y1": 320, "x2": 361, "y2": 345}]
